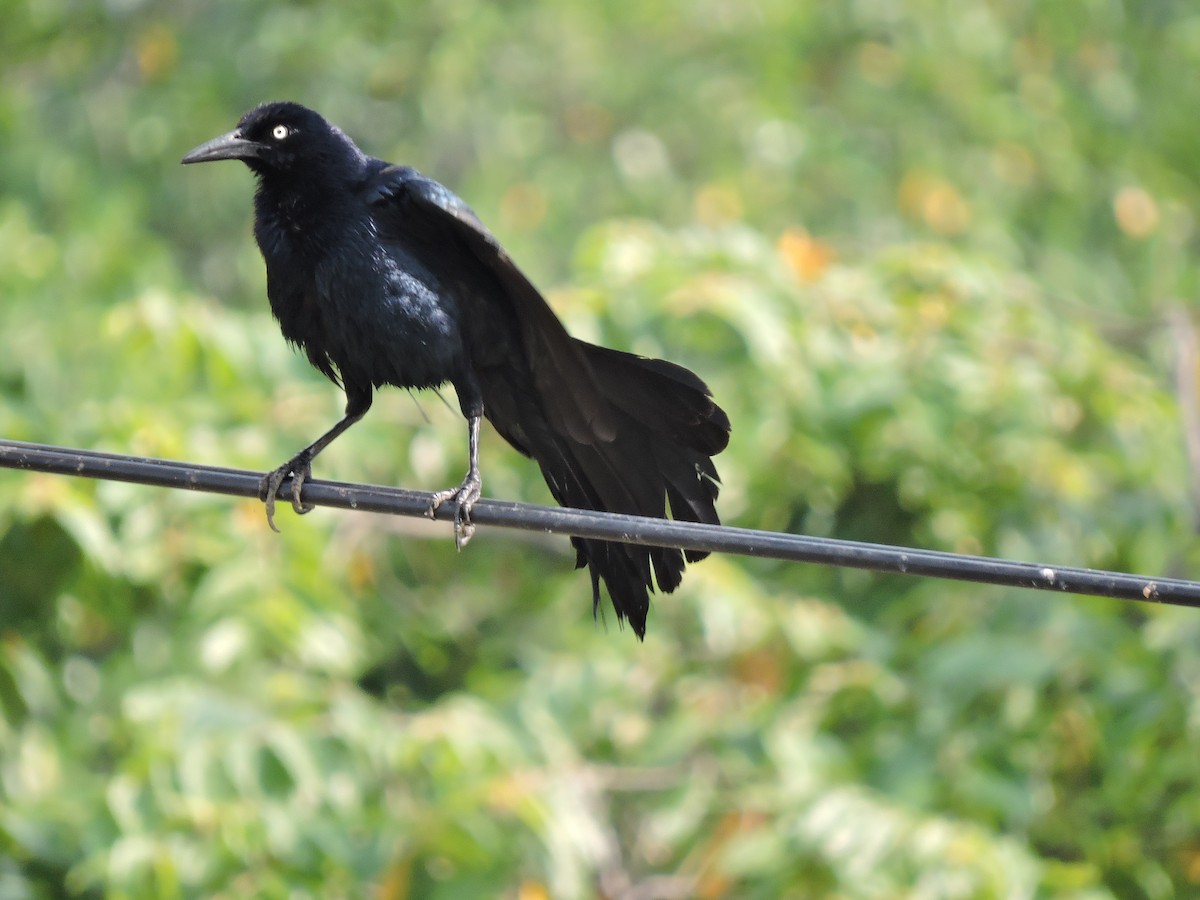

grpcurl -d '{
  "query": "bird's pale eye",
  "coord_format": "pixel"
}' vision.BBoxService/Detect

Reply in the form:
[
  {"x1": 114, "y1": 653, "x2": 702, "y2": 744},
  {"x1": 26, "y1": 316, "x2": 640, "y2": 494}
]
[{"x1": 272, "y1": 125, "x2": 290, "y2": 140}]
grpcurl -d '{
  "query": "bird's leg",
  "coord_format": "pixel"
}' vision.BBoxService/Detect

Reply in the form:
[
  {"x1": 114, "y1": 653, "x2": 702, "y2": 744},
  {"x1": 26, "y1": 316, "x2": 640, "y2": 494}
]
[
  {"x1": 261, "y1": 390, "x2": 371, "y2": 532},
  {"x1": 428, "y1": 414, "x2": 483, "y2": 549}
]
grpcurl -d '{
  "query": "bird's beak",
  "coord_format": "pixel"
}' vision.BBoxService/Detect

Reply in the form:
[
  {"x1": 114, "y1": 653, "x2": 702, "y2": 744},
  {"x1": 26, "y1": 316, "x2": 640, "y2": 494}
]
[{"x1": 181, "y1": 129, "x2": 264, "y2": 165}]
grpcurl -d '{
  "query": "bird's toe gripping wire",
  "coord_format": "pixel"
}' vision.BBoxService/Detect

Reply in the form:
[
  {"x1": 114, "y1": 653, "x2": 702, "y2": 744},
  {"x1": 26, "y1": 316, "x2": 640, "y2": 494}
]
[
  {"x1": 260, "y1": 452, "x2": 316, "y2": 532},
  {"x1": 427, "y1": 414, "x2": 483, "y2": 550},
  {"x1": 428, "y1": 468, "x2": 482, "y2": 550}
]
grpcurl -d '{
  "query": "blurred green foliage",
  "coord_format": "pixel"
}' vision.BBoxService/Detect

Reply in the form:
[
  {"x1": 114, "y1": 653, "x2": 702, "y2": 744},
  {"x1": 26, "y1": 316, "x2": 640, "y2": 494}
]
[{"x1": 3, "y1": 1, "x2": 1200, "y2": 897}]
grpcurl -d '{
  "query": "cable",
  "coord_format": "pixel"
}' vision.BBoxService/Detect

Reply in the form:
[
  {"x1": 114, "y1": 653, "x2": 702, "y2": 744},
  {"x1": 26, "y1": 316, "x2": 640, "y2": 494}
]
[{"x1": 1, "y1": 438, "x2": 1197, "y2": 608}]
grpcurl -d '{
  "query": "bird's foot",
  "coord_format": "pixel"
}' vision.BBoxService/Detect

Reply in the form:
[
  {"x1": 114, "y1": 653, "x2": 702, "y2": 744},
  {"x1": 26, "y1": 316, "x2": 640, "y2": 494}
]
[
  {"x1": 260, "y1": 452, "x2": 315, "y2": 532},
  {"x1": 428, "y1": 470, "x2": 482, "y2": 550}
]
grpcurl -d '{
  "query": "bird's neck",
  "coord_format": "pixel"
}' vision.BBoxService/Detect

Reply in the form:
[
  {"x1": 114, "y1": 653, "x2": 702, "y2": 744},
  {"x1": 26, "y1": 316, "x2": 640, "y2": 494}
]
[
  {"x1": 253, "y1": 172, "x2": 359, "y2": 255},
  {"x1": 255, "y1": 173, "x2": 326, "y2": 222}
]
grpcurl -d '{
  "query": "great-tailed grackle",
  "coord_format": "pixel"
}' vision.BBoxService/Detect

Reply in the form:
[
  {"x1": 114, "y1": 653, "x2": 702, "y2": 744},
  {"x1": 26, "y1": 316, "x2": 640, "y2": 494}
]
[{"x1": 182, "y1": 102, "x2": 729, "y2": 638}]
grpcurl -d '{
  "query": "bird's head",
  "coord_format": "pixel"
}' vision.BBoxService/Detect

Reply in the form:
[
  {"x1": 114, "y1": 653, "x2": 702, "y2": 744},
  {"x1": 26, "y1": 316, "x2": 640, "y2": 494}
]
[{"x1": 181, "y1": 102, "x2": 363, "y2": 177}]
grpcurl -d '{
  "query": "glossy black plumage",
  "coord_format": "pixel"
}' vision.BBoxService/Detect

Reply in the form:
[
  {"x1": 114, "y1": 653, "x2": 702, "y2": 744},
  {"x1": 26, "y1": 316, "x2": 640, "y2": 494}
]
[{"x1": 182, "y1": 101, "x2": 729, "y2": 638}]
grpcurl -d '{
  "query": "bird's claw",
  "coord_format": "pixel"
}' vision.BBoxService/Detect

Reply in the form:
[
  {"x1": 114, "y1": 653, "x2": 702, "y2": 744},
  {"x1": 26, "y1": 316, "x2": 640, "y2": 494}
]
[
  {"x1": 260, "y1": 454, "x2": 315, "y2": 532},
  {"x1": 428, "y1": 470, "x2": 482, "y2": 550}
]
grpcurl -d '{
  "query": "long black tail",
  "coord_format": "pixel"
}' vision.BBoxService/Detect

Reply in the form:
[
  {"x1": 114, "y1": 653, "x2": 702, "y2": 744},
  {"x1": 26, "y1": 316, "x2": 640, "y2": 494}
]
[{"x1": 485, "y1": 339, "x2": 729, "y2": 638}]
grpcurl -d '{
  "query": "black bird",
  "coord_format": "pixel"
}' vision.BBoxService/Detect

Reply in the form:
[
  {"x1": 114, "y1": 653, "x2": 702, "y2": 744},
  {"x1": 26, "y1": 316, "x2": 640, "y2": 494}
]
[{"x1": 181, "y1": 101, "x2": 729, "y2": 638}]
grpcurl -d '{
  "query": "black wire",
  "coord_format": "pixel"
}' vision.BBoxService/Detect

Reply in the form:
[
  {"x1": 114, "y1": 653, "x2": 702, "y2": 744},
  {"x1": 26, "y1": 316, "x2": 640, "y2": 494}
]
[{"x1": 2, "y1": 438, "x2": 1198, "y2": 608}]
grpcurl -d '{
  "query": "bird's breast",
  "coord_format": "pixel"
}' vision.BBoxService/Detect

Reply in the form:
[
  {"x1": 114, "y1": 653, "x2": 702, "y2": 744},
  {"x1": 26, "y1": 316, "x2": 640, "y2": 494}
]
[{"x1": 260, "y1": 216, "x2": 466, "y2": 393}]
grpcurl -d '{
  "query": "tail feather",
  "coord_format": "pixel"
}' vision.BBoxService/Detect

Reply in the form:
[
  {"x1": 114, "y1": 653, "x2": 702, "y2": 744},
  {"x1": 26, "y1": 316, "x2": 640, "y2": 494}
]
[
  {"x1": 586, "y1": 346, "x2": 731, "y2": 456},
  {"x1": 485, "y1": 338, "x2": 729, "y2": 639}
]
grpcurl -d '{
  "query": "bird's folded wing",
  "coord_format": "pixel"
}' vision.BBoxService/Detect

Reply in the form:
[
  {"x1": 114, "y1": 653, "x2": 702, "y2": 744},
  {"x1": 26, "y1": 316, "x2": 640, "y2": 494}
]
[{"x1": 364, "y1": 165, "x2": 617, "y2": 444}]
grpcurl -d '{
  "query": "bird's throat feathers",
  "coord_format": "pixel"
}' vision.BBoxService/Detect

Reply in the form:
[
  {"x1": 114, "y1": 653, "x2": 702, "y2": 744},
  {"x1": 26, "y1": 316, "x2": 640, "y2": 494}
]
[{"x1": 252, "y1": 168, "x2": 362, "y2": 258}]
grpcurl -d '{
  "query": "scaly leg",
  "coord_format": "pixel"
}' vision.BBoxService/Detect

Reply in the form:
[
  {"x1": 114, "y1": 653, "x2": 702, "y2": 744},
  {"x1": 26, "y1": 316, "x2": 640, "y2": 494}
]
[
  {"x1": 428, "y1": 414, "x2": 483, "y2": 549},
  {"x1": 261, "y1": 389, "x2": 371, "y2": 531}
]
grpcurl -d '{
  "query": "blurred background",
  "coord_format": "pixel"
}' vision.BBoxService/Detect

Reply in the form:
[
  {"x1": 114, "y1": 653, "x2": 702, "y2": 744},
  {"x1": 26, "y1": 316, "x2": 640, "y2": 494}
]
[{"x1": 3, "y1": 1, "x2": 1200, "y2": 897}]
